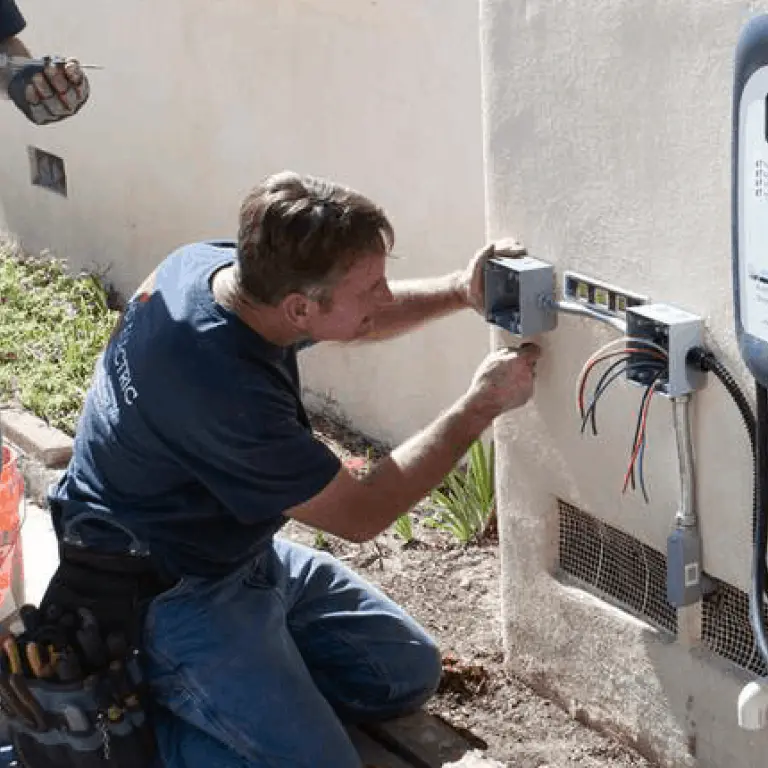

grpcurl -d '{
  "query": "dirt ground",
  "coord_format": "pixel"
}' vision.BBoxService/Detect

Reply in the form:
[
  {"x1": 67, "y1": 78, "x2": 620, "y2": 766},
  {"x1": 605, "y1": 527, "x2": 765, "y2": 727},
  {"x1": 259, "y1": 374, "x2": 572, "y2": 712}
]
[{"x1": 288, "y1": 413, "x2": 655, "y2": 768}]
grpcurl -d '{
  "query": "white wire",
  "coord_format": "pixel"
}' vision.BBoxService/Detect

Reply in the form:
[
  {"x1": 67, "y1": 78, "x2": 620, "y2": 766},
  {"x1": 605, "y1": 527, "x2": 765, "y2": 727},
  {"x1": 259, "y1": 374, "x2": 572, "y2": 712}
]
[{"x1": 575, "y1": 336, "x2": 669, "y2": 407}]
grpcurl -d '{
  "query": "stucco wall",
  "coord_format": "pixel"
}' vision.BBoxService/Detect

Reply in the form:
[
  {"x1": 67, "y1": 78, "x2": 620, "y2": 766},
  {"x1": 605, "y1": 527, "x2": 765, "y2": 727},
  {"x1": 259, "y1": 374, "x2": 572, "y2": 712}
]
[
  {"x1": 483, "y1": 1, "x2": 768, "y2": 765},
  {"x1": 0, "y1": 0, "x2": 487, "y2": 445}
]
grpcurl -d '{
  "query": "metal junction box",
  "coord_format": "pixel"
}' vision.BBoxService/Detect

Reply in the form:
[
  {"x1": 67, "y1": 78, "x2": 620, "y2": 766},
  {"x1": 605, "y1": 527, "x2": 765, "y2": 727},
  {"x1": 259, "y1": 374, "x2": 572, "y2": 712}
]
[
  {"x1": 625, "y1": 303, "x2": 705, "y2": 397},
  {"x1": 484, "y1": 256, "x2": 557, "y2": 337}
]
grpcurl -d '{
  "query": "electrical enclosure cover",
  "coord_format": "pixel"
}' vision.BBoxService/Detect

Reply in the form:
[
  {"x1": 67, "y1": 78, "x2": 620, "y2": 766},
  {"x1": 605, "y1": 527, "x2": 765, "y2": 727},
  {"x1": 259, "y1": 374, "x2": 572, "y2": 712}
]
[{"x1": 734, "y1": 14, "x2": 768, "y2": 383}]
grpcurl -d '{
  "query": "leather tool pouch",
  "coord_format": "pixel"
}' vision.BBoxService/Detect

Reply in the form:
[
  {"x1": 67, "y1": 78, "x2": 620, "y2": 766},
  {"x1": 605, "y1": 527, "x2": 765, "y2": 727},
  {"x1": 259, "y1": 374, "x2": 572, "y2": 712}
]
[{"x1": 2, "y1": 510, "x2": 175, "y2": 767}]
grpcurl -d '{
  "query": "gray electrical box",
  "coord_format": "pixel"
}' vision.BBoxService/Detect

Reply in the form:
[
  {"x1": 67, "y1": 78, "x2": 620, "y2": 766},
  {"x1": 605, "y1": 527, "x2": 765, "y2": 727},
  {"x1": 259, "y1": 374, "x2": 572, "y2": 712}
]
[
  {"x1": 484, "y1": 256, "x2": 557, "y2": 337},
  {"x1": 667, "y1": 528, "x2": 704, "y2": 607},
  {"x1": 625, "y1": 304, "x2": 705, "y2": 397}
]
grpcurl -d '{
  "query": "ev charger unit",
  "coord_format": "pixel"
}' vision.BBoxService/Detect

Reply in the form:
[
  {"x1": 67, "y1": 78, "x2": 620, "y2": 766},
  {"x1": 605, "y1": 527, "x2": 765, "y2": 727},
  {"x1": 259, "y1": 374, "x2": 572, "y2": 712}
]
[
  {"x1": 734, "y1": 13, "x2": 768, "y2": 377},
  {"x1": 732, "y1": 13, "x2": 768, "y2": 730}
]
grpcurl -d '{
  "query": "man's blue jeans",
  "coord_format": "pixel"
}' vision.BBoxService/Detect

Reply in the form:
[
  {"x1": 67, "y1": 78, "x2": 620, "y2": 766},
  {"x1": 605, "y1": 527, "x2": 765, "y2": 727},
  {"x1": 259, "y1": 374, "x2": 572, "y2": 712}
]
[{"x1": 143, "y1": 537, "x2": 442, "y2": 768}]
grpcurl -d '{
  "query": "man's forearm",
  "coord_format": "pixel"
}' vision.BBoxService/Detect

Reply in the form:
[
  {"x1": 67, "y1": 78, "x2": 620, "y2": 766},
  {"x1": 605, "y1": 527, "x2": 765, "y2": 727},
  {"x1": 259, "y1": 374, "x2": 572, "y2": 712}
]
[
  {"x1": 0, "y1": 35, "x2": 30, "y2": 56},
  {"x1": 350, "y1": 394, "x2": 492, "y2": 540},
  {"x1": 0, "y1": 36, "x2": 31, "y2": 96},
  {"x1": 358, "y1": 271, "x2": 468, "y2": 342}
]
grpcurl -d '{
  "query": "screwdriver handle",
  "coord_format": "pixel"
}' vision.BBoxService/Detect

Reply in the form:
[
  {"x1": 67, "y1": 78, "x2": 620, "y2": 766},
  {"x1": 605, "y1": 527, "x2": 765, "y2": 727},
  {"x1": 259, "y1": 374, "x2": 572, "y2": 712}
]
[{"x1": 2, "y1": 638, "x2": 22, "y2": 676}]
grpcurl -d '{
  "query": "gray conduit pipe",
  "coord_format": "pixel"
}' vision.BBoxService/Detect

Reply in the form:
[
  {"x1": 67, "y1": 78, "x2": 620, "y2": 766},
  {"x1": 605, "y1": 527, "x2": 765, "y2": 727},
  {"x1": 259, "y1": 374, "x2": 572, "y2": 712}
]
[{"x1": 672, "y1": 394, "x2": 696, "y2": 529}]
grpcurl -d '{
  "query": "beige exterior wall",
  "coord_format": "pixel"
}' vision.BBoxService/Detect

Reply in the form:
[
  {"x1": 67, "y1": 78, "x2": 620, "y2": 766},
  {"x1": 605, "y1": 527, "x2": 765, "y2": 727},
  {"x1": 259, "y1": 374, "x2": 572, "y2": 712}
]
[
  {"x1": 0, "y1": 0, "x2": 487, "y2": 445},
  {"x1": 483, "y1": 1, "x2": 768, "y2": 766}
]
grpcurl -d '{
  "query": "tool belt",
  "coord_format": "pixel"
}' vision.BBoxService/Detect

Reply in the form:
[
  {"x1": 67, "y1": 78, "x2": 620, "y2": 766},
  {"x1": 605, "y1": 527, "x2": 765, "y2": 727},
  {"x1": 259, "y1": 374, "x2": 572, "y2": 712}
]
[{"x1": 1, "y1": 511, "x2": 177, "y2": 767}]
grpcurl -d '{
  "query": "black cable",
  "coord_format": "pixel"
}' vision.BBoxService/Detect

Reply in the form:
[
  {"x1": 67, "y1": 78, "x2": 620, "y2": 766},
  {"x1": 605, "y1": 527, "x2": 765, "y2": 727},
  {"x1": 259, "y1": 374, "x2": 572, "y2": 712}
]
[
  {"x1": 687, "y1": 348, "x2": 768, "y2": 604},
  {"x1": 752, "y1": 384, "x2": 768, "y2": 665},
  {"x1": 688, "y1": 348, "x2": 756, "y2": 455}
]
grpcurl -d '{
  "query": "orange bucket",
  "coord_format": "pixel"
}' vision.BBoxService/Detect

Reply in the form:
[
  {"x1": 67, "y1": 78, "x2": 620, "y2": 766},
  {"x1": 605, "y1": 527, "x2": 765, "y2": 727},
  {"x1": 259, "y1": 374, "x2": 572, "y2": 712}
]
[{"x1": 0, "y1": 445, "x2": 24, "y2": 597}]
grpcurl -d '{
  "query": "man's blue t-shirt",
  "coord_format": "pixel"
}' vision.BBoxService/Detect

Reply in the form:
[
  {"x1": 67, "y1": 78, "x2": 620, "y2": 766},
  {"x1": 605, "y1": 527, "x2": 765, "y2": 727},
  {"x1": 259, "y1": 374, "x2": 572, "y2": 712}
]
[
  {"x1": 0, "y1": 0, "x2": 25, "y2": 42},
  {"x1": 48, "y1": 242, "x2": 341, "y2": 579}
]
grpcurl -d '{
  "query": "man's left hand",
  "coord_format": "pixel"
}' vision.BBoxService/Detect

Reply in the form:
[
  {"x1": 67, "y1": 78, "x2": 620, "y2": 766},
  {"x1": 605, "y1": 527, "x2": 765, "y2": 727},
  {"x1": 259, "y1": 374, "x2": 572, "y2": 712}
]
[
  {"x1": 461, "y1": 237, "x2": 527, "y2": 314},
  {"x1": 7, "y1": 57, "x2": 90, "y2": 125}
]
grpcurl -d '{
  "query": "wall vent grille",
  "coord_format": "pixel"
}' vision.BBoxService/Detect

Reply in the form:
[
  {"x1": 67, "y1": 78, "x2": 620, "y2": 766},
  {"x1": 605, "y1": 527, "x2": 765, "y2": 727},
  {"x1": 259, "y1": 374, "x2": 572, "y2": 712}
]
[
  {"x1": 28, "y1": 146, "x2": 67, "y2": 196},
  {"x1": 557, "y1": 500, "x2": 677, "y2": 635},
  {"x1": 702, "y1": 578, "x2": 768, "y2": 677}
]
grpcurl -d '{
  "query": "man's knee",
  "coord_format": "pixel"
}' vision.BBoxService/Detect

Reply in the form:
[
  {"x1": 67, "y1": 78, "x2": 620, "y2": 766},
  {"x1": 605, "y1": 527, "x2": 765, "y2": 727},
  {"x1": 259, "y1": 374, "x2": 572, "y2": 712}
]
[
  {"x1": 411, "y1": 635, "x2": 443, "y2": 700},
  {"x1": 389, "y1": 634, "x2": 442, "y2": 711}
]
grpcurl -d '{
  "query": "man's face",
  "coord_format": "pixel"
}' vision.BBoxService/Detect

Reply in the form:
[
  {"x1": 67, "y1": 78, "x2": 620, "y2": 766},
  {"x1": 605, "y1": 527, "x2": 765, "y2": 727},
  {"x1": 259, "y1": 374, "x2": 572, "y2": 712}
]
[{"x1": 305, "y1": 252, "x2": 393, "y2": 342}]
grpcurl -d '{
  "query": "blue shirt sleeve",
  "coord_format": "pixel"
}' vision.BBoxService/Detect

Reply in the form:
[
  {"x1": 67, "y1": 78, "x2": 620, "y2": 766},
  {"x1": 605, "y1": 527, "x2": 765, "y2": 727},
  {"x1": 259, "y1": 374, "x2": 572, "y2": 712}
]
[
  {"x1": 0, "y1": 0, "x2": 25, "y2": 42},
  {"x1": 181, "y1": 385, "x2": 342, "y2": 526}
]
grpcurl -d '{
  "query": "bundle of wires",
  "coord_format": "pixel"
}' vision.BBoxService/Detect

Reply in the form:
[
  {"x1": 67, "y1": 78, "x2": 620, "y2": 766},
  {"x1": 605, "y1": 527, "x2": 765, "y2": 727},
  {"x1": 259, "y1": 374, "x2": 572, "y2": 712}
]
[{"x1": 576, "y1": 337, "x2": 669, "y2": 503}]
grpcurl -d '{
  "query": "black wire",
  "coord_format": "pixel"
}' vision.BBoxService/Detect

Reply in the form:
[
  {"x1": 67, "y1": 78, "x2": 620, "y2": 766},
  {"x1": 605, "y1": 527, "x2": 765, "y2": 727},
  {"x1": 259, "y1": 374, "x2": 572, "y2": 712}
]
[
  {"x1": 581, "y1": 358, "x2": 627, "y2": 435},
  {"x1": 581, "y1": 345, "x2": 668, "y2": 425},
  {"x1": 582, "y1": 358, "x2": 667, "y2": 436},
  {"x1": 580, "y1": 357, "x2": 627, "y2": 424}
]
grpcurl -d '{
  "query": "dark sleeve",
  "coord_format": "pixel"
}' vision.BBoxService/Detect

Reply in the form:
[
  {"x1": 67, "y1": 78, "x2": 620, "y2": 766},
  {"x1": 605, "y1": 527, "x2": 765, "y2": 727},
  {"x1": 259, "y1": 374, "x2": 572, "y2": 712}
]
[
  {"x1": 295, "y1": 338, "x2": 319, "y2": 352},
  {"x1": 184, "y1": 388, "x2": 342, "y2": 526},
  {"x1": 0, "y1": 0, "x2": 25, "y2": 42}
]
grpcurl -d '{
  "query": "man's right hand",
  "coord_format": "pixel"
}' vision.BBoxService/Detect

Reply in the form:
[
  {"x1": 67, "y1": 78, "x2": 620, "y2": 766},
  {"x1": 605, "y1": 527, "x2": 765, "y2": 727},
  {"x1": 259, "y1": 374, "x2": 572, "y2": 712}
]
[
  {"x1": 287, "y1": 343, "x2": 541, "y2": 544},
  {"x1": 6, "y1": 57, "x2": 90, "y2": 125},
  {"x1": 465, "y1": 344, "x2": 541, "y2": 419}
]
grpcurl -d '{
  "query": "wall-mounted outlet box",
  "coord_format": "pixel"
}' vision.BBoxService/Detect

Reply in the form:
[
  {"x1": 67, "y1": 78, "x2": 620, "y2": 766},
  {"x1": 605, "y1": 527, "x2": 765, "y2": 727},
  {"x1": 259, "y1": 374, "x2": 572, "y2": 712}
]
[
  {"x1": 484, "y1": 256, "x2": 557, "y2": 337},
  {"x1": 625, "y1": 304, "x2": 705, "y2": 397}
]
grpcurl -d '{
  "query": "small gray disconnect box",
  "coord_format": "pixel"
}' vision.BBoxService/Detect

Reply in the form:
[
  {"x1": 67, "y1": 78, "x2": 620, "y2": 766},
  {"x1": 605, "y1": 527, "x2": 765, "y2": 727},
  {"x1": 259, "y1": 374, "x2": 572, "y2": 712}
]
[
  {"x1": 625, "y1": 303, "x2": 705, "y2": 397},
  {"x1": 484, "y1": 256, "x2": 557, "y2": 337}
]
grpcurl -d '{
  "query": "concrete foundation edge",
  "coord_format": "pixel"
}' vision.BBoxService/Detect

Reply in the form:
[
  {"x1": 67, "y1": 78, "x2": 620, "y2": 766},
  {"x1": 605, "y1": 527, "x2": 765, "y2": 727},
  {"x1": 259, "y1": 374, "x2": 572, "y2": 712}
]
[{"x1": 1, "y1": 408, "x2": 70, "y2": 506}]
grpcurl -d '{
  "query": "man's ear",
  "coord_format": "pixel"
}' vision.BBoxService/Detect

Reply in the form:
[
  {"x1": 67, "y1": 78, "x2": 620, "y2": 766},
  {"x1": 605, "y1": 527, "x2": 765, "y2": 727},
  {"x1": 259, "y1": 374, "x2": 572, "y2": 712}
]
[{"x1": 281, "y1": 292, "x2": 314, "y2": 330}]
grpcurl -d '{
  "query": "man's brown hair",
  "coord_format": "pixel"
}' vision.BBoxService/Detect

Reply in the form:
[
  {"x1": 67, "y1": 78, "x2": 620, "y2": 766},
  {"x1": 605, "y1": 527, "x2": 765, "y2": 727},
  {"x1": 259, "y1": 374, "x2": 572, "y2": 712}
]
[{"x1": 237, "y1": 171, "x2": 395, "y2": 305}]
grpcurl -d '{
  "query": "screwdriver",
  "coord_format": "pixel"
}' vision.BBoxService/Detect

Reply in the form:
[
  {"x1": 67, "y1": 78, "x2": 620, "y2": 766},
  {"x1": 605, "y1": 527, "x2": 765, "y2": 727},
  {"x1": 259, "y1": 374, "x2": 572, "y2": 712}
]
[{"x1": 0, "y1": 54, "x2": 104, "y2": 72}]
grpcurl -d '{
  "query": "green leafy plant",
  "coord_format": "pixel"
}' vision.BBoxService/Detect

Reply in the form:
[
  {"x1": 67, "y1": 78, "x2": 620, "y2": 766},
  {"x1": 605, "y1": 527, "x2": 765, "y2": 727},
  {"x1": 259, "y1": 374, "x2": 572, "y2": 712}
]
[
  {"x1": 313, "y1": 530, "x2": 329, "y2": 551},
  {"x1": 426, "y1": 439, "x2": 495, "y2": 545},
  {"x1": 393, "y1": 513, "x2": 415, "y2": 544},
  {"x1": 0, "y1": 247, "x2": 118, "y2": 435}
]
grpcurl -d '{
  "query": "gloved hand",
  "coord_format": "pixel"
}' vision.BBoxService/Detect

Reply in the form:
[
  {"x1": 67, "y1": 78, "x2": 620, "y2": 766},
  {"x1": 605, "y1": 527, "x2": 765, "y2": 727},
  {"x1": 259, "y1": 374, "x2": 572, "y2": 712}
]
[{"x1": 7, "y1": 56, "x2": 90, "y2": 125}]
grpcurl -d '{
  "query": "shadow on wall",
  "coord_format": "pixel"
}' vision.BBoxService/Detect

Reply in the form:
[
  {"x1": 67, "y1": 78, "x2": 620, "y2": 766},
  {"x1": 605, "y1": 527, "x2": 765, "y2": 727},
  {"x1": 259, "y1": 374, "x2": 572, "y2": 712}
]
[
  {"x1": 643, "y1": 630, "x2": 767, "y2": 768},
  {"x1": 495, "y1": 323, "x2": 768, "y2": 767}
]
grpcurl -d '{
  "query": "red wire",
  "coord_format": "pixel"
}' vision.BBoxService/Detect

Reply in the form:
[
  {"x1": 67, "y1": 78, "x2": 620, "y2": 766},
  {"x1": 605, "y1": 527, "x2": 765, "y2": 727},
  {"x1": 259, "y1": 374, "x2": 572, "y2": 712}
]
[
  {"x1": 578, "y1": 348, "x2": 667, "y2": 414},
  {"x1": 623, "y1": 384, "x2": 658, "y2": 492}
]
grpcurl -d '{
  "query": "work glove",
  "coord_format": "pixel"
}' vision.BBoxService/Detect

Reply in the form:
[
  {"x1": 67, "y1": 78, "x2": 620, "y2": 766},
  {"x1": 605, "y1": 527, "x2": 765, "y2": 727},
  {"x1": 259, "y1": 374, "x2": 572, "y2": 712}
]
[{"x1": 7, "y1": 56, "x2": 90, "y2": 126}]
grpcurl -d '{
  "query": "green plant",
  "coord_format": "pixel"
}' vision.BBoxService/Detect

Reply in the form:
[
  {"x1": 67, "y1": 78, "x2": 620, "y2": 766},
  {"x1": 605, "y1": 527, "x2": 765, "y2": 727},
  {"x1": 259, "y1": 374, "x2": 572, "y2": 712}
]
[
  {"x1": 393, "y1": 513, "x2": 415, "y2": 544},
  {"x1": 426, "y1": 439, "x2": 495, "y2": 545},
  {"x1": 313, "y1": 530, "x2": 329, "y2": 551},
  {"x1": 0, "y1": 247, "x2": 118, "y2": 435}
]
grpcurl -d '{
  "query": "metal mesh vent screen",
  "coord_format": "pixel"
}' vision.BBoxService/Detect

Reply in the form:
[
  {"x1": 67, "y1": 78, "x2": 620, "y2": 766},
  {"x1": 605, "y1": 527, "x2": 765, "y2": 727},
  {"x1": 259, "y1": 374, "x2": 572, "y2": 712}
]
[
  {"x1": 702, "y1": 578, "x2": 768, "y2": 677},
  {"x1": 557, "y1": 500, "x2": 677, "y2": 635}
]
